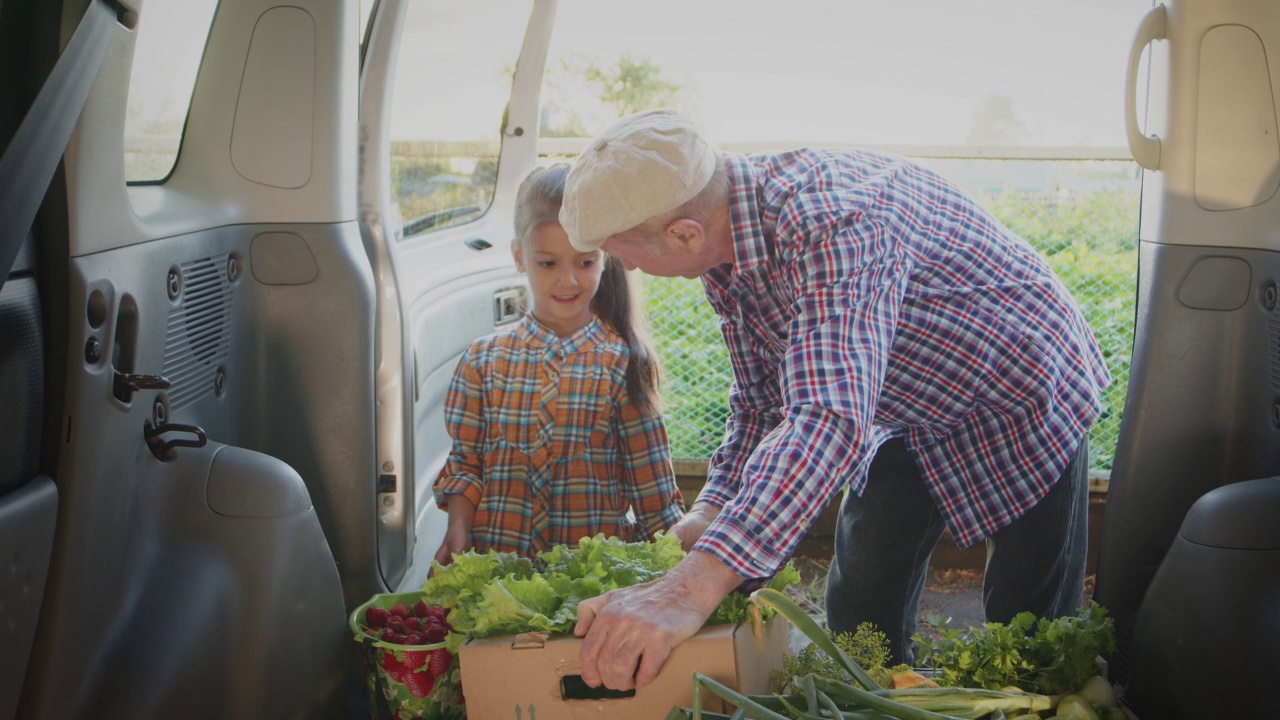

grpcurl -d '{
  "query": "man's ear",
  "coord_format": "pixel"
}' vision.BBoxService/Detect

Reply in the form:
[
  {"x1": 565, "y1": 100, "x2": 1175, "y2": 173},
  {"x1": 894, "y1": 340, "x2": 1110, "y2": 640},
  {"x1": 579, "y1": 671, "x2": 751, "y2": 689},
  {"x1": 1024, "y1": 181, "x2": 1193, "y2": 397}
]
[
  {"x1": 665, "y1": 218, "x2": 704, "y2": 252},
  {"x1": 511, "y1": 239, "x2": 526, "y2": 272}
]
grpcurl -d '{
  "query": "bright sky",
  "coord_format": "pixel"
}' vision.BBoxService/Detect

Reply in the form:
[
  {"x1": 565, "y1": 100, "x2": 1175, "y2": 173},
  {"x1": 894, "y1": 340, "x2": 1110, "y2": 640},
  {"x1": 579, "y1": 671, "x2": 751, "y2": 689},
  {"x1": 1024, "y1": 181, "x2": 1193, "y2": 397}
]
[
  {"x1": 546, "y1": 0, "x2": 1155, "y2": 146},
  {"x1": 382, "y1": 0, "x2": 1153, "y2": 146},
  {"x1": 127, "y1": 0, "x2": 1156, "y2": 153}
]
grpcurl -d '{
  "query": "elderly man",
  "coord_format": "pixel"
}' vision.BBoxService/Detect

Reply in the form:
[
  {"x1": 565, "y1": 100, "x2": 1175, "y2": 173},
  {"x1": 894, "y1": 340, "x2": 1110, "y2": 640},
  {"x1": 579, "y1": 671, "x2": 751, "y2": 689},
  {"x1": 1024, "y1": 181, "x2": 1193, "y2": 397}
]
[{"x1": 562, "y1": 109, "x2": 1110, "y2": 691}]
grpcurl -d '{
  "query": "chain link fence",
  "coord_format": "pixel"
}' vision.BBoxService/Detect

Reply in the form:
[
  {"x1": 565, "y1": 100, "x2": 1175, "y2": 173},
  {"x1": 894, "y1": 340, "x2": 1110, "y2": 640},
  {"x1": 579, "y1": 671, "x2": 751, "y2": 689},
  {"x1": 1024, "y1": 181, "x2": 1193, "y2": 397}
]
[{"x1": 644, "y1": 158, "x2": 1140, "y2": 474}]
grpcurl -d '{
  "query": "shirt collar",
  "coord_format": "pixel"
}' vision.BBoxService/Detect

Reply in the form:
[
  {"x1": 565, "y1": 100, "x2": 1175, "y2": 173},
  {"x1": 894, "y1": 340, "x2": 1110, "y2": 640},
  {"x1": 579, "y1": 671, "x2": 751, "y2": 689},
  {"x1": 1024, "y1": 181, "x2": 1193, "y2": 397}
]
[
  {"x1": 704, "y1": 154, "x2": 769, "y2": 302},
  {"x1": 514, "y1": 313, "x2": 606, "y2": 354}
]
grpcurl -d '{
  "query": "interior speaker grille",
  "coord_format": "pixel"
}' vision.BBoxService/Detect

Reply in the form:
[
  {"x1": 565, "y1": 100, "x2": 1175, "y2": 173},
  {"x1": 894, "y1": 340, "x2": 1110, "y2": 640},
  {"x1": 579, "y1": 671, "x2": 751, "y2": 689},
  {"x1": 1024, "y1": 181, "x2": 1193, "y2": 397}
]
[
  {"x1": 164, "y1": 255, "x2": 234, "y2": 412},
  {"x1": 1270, "y1": 303, "x2": 1280, "y2": 395}
]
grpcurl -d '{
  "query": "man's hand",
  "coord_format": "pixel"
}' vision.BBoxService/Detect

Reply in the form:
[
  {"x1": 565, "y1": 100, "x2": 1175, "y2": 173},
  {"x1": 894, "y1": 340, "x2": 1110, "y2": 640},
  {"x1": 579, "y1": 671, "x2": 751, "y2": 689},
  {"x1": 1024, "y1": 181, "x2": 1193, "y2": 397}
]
[
  {"x1": 669, "y1": 503, "x2": 721, "y2": 552},
  {"x1": 573, "y1": 550, "x2": 743, "y2": 691}
]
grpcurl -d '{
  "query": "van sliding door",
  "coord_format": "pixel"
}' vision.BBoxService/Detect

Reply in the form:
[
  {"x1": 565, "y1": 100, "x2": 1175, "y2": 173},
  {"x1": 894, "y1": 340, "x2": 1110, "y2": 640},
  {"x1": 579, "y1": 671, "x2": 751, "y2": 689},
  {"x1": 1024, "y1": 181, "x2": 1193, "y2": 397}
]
[{"x1": 359, "y1": 0, "x2": 556, "y2": 590}]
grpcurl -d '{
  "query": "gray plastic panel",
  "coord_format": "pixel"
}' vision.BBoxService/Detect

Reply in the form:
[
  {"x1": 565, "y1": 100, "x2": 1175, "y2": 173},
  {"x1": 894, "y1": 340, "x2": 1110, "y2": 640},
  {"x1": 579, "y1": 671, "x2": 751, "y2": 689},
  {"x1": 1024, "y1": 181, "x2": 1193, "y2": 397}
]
[
  {"x1": 207, "y1": 445, "x2": 313, "y2": 518},
  {"x1": 21, "y1": 221, "x2": 373, "y2": 719},
  {"x1": 0, "y1": 276, "x2": 42, "y2": 495},
  {"x1": 1127, "y1": 479, "x2": 1280, "y2": 718},
  {"x1": 68, "y1": 443, "x2": 346, "y2": 720},
  {"x1": 1179, "y1": 475, "x2": 1280, "y2": 549},
  {"x1": 1095, "y1": 240, "x2": 1280, "y2": 684},
  {"x1": 0, "y1": 476, "x2": 56, "y2": 720}
]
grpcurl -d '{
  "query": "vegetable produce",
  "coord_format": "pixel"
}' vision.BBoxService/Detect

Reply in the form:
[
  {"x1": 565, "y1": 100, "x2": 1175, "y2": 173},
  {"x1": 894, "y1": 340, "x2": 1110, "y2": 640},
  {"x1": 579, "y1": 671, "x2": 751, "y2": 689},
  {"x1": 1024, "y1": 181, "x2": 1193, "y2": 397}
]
[
  {"x1": 913, "y1": 602, "x2": 1117, "y2": 695},
  {"x1": 771, "y1": 623, "x2": 912, "y2": 694},
  {"x1": 669, "y1": 589, "x2": 1127, "y2": 720},
  {"x1": 420, "y1": 533, "x2": 800, "y2": 650}
]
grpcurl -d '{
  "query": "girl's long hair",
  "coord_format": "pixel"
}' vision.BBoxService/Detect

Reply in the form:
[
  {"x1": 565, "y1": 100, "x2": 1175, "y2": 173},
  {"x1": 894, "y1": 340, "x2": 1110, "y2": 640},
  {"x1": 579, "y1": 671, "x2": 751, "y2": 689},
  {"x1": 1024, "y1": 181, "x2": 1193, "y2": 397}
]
[{"x1": 514, "y1": 164, "x2": 662, "y2": 416}]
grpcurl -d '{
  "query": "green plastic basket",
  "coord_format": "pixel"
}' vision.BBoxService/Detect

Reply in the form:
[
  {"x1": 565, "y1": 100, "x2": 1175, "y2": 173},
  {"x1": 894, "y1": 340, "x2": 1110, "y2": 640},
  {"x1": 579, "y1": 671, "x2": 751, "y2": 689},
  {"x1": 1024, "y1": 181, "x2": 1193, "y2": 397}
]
[{"x1": 350, "y1": 591, "x2": 464, "y2": 720}]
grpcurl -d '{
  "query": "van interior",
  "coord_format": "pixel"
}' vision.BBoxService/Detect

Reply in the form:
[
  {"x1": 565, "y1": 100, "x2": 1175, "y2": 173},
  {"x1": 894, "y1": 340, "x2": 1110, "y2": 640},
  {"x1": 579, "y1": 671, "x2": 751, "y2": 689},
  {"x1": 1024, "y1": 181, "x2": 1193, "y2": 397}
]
[{"x1": 1, "y1": 1, "x2": 1277, "y2": 718}]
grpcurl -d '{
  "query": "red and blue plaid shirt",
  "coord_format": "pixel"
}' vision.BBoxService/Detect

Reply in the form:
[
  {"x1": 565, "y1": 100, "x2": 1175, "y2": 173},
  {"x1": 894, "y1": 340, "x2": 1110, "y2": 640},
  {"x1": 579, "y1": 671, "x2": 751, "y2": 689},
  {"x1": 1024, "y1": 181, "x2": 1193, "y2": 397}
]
[{"x1": 692, "y1": 150, "x2": 1111, "y2": 580}]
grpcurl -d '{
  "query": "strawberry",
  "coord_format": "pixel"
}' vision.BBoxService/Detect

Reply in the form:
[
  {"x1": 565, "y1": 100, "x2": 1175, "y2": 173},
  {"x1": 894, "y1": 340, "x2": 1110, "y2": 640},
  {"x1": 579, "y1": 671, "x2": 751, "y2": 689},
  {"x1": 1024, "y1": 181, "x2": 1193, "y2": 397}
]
[
  {"x1": 380, "y1": 631, "x2": 405, "y2": 645},
  {"x1": 421, "y1": 622, "x2": 448, "y2": 644},
  {"x1": 404, "y1": 669, "x2": 435, "y2": 698},
  {"x1": 427, "y1": 648, "x2": 453, "y2": 678},
  {"x1": 390, "y1": 603, "x2": 410, "y2": 618},
  {"x1": 405, "y1": 617, "x2": 422, "y2": 632},
  {"x1": 404, "y1": 633, "x2": 423, "y2": 646},
  {"x1": 389, "y1": 619, "x2": 406, "y2": 634},
  {"x1": 399, "y1": 650, "x2": 428, "y2": 671},
  {"x1": 426, "y1": 606, "x2": 448, "y2": 624},
  {"x1": 365, "y1": 606, "x2": 392, "y2": 628},
  {"x1": 412, "y1": 599, "x2": 430, "y2": 618},
  {"x1": 381, "y1": 650, "x2": 434, "y2": 698}
]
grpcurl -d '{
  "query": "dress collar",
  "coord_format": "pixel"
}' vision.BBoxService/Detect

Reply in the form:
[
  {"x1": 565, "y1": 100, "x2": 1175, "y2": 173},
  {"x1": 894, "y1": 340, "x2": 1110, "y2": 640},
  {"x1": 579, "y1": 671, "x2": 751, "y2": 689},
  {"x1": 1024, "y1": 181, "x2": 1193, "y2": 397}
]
[{"x1": 514, "y1": 313, "x2": 606, "y2": 354}]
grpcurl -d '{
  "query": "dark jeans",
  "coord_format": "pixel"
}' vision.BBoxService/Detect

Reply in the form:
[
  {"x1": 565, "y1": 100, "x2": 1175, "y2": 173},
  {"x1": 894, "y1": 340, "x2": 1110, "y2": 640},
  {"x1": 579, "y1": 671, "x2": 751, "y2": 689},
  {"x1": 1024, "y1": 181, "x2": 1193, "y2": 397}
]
[{"x1": 824, "y1": 435, "x2": 1090, "y2": 665}]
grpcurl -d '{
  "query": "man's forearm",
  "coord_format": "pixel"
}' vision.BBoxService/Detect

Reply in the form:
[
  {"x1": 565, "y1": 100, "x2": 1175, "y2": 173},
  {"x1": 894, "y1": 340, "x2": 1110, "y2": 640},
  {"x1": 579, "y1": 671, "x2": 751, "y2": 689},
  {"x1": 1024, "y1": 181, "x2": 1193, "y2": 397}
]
[{"x1": 663, "y1": 549, "x2": 746, "y2": 614}]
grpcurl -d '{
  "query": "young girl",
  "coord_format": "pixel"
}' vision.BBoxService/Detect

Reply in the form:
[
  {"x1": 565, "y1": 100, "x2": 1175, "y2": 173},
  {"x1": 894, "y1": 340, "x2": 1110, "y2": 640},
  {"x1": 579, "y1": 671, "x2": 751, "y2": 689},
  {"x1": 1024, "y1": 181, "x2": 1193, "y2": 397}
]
[{"x1": 432, "y1": 164, "x2": 684, "y2": 563}]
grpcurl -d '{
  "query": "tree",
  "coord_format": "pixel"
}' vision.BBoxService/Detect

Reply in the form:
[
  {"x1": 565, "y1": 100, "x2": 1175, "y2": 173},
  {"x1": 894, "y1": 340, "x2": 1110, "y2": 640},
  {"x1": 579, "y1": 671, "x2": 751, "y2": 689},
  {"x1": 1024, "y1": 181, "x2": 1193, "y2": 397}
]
[
  {"x1": 539, "y1": 53, "x2": 686, "y2": 138},
  {"x1": 966, "y1": 93, "x2": 1031, "y2": 146},
  {"x1": 584, "y1": 53, "x2": 681, "y2": 117}
]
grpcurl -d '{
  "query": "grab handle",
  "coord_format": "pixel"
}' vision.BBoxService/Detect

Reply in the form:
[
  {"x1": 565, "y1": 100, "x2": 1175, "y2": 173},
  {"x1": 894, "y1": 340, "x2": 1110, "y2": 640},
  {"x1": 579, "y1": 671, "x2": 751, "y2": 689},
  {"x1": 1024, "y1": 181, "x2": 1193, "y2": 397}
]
[{"x1": 1126, "y1": 4, "x2": 1167, "y2": 170}]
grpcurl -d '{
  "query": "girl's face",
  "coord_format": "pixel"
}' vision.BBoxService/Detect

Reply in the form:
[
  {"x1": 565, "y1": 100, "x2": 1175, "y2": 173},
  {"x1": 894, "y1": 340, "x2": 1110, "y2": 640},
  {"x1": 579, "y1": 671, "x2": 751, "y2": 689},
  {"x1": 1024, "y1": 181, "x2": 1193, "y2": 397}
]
[{"x1": 513, "y1": 221, "x2": 605, "y2": 337}]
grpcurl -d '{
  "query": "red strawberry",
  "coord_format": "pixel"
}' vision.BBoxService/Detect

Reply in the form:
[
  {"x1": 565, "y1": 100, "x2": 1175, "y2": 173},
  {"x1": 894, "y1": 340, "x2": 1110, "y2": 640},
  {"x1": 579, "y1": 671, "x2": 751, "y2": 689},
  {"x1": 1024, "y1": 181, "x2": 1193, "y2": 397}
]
[
  {"x1": 427, "y1": 648, "x2": 453, "y2": 678},
  {"x1": 413, "y1": 599, "x2": 430, "y2": 618},
  {"x1": 404, "y1": 668, "x2": 435, "y2": 698},
  {"x1": 400, "y1": 650, "x2": 428, "y2": 671},
  {"x1": 380, "y1": 631, "x2": 405, "y2": 645},
  {"x1": 389, "y1": 619, "x2": 406, "y2": 634},
  {"x1": 378, "y1": 648, "x2": 430, "y2": 681},
  {"x1": 421, "y1": 623, "x2": 448, "y2": 644},
  {"x1": 390, "y1": 603, "x2": 410, "y2": 618},
  {"x1": 365, "y1": 606, "x2": 392, "y2": 628},
  {"x1": 426, "y1": 606, "x2": 448, "y2": 624},
  {"x1": 405, "y1": 617, "x2": 422, "y2": 631},
  {"x1": 404, "y1": 633, "x2": 423, "y2": 646}
]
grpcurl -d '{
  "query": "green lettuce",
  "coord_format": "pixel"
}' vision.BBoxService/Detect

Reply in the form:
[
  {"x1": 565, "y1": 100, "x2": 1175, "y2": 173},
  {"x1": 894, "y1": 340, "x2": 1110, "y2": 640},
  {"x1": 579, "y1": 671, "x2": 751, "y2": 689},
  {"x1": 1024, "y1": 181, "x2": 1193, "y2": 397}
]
[{"x1": 422, "y1": 534, "x2": 801, "y2": 642}]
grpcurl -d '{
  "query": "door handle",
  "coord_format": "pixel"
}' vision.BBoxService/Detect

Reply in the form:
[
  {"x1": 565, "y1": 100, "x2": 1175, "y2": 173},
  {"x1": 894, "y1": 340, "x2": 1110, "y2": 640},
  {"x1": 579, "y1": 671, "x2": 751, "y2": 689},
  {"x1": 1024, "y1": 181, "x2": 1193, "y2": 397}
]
[
  {"x1": 144, "y1": 421, "x2": 207, "y2": 461},
  {"x1": 493, "y1": 287, "x2": 526, "y2": 326},
  {"x1": 1126, "y1": 4, "x2": 1166, "y2": 170},
  {"x1": 113, "y1": 371, "x2": 171, "y2": 402}
]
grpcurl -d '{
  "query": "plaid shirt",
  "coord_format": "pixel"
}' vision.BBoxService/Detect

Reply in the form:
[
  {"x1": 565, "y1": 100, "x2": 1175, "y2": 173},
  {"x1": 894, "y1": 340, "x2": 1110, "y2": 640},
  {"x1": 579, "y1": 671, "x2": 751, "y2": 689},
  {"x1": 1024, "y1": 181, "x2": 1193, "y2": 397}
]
[
  {"x1": 692, "y1": 150, "x2": 1111, "y2": 579},
  {"x1": 433, "y1": 314, "x2": 684, "y2": 557}
]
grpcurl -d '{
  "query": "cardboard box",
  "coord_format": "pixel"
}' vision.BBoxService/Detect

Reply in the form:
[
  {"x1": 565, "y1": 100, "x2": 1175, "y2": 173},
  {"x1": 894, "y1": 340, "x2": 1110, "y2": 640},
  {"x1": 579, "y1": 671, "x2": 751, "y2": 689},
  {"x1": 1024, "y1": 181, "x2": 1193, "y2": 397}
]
[{"x1": 458, "y1": 616, "x2": 788, "y2": 719}]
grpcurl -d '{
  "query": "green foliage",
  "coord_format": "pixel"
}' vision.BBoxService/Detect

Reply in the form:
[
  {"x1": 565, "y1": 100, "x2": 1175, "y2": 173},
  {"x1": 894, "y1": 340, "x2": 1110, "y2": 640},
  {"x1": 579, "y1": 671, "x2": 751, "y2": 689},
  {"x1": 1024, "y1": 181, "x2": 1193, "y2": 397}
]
[
  {"x1": 913, "y1": 601, "x2": 1117, "y2": 695},
  {"x1": 422, "y1": 535, "x2": 800, "y2": 645},
  {"x1": 770, "y1": 623, "x2": 911, "y2": 696},
  {"x1": 540, "y1": 53, "x2": 688, "y2": 138},
  {"x1": 583, "y1": 53, "x2": 681, "y2": 116}
]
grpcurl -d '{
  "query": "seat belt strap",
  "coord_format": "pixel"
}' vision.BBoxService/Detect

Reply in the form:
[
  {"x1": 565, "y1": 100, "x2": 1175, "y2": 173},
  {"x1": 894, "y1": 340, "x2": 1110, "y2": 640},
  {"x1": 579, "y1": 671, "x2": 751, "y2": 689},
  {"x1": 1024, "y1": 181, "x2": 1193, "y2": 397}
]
[{"x1": 0, "y1": 0, "x2": 116, "y2": 294}]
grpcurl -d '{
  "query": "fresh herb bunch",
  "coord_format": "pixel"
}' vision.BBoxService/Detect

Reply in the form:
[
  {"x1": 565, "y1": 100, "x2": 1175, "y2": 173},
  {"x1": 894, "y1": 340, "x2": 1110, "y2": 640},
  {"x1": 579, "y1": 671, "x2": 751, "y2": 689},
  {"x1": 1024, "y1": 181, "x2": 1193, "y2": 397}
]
[
  {"x1": 770, "y1": 623, "x2": 911, "y2": 695},
  {"x1": 913, "y1": 601, "x2": 1117, "y2": 694}
]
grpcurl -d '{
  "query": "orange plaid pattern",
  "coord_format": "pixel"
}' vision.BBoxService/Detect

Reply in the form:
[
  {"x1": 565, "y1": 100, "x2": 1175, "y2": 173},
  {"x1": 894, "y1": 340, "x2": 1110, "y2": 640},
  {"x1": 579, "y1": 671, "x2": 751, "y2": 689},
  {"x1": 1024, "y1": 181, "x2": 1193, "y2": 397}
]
[{"x1": 433, "y1": 315, "x2": 684, "y2": 557}]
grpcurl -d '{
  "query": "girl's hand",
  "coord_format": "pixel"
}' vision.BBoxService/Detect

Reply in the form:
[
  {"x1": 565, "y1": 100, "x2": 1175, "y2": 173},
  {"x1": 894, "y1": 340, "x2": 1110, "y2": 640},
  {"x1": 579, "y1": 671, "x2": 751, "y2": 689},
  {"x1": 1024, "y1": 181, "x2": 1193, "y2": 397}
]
[
  {"x1": 432, "y1": 494, "x2": 477, "y2": 568},
  {"x1": 433, "y1": 526, "x2": 472, "y2": 567}
]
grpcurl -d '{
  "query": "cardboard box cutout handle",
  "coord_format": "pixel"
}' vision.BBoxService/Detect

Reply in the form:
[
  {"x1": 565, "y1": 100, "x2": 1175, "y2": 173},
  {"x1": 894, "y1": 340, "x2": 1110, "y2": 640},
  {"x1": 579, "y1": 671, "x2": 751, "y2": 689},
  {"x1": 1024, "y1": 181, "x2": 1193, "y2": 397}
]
[{"x1": 560, "y1": 675, "x2": 637, "y2": 700}]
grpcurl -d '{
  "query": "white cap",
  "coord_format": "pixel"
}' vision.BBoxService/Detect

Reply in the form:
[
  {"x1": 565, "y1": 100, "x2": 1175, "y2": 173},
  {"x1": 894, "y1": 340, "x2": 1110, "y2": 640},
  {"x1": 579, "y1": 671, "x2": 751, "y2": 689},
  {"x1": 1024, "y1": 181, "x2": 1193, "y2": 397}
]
[{"x1": 559, "y1": 109, "x2": 717, "y2": 251}]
